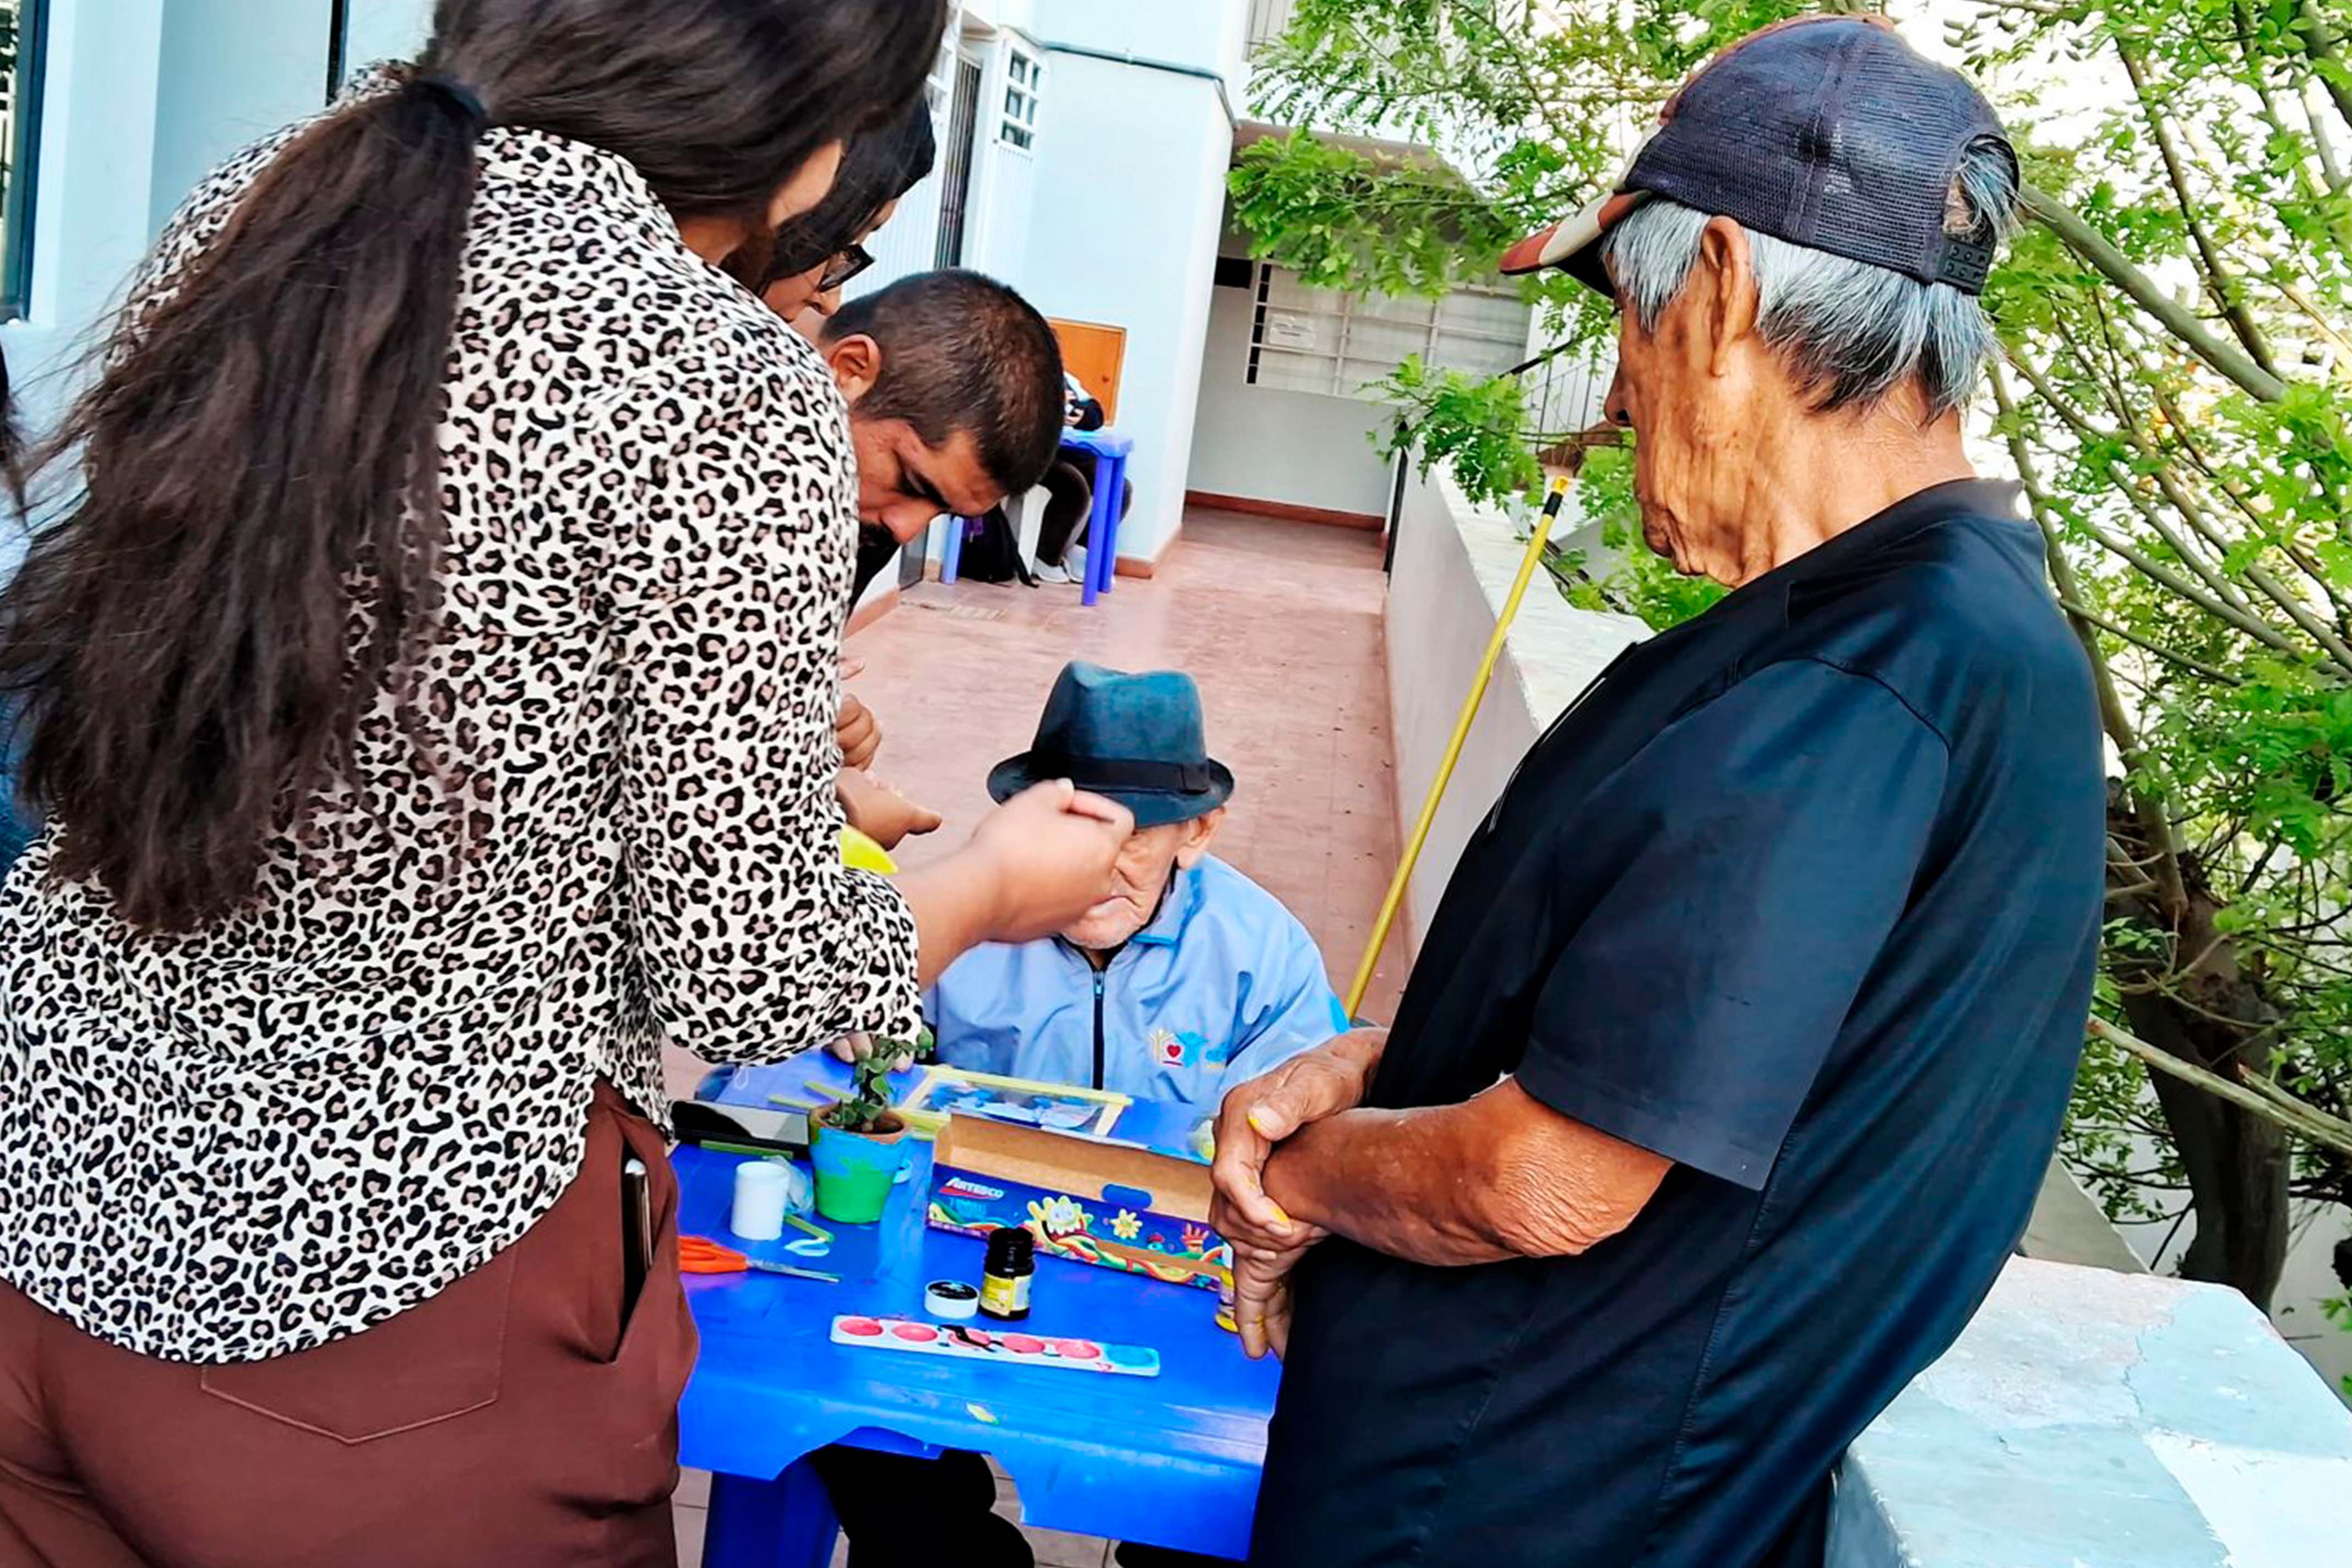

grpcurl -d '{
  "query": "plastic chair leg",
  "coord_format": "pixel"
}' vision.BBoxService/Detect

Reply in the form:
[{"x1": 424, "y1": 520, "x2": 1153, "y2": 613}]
[
  {"x1": 1082, "y1": 461, "x2": 1120, "y2": 605},
  {"x1": 939, "y1": 515, "x2": 965, "y2": 585},
  {"x1": 1098, "y1": 456, "x2": 1126, "y2": 596}
]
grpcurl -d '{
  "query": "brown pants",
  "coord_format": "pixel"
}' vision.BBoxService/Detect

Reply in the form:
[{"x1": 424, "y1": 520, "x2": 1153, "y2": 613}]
[{"x1": 0, "y1": 1082, "x2": 697, "y2": 1568}]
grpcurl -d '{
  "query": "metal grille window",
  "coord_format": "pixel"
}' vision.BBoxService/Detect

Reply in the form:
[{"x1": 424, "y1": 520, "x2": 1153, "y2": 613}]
[
  {"x1": 1248, "y1": 0, "x2": 1299, "y2": 51},
  {"x1": 999, "y1": 47, "x2": 1041, "y2": 151},
  {"x1": 0, "y1": 0, "x2": 43, "y2": 320},
  {"x1": 934, "y1": 53, "x2": 982, "y2": 268},
  {"x1": 1245, "y1": 265, "x2": 1531, "y2": 400}
]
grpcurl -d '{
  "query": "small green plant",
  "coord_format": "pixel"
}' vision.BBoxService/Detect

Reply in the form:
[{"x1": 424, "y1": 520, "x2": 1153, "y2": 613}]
[{"x1": 819, "y1": 1028, "x2": 935, "y2": 1134}]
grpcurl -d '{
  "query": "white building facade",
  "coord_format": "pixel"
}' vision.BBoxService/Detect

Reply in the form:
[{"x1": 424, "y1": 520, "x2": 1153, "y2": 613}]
[{"x1": 0, "y1": 0, "x2": 1543, "y2": 586}]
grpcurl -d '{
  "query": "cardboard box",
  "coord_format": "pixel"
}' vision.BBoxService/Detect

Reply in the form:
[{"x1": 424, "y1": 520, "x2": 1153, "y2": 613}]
[{"x1": 928, "y1": 1116, "x2": 1231, "y2": 1293}]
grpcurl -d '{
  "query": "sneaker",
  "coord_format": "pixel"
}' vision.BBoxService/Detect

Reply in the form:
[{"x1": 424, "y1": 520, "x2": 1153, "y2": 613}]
[
  {"x1": 1034, "y1": 560, "x2": 1073, "y2": 585},
  {"x1": 1066, "y1": 545, "x2": 1088, "y2": 584}
]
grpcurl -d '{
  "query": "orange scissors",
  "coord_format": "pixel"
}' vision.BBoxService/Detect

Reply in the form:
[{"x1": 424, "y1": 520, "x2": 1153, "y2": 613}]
[{"x1": 679, "y1": 1235, "x2": 841, "y2": 1284}]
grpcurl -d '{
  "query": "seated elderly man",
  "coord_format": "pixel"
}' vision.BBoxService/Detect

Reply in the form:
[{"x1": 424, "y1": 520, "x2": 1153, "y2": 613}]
[
  {"x1": 1212, "y1": 19, "x2": 2105, "y2": 1568},
  {"x1": 818, "y1": 661, "x2": 1342, "y2": 1568},
  {"x1": 929, "y1": 661, "x2": 1347, "y2": 1104},
  {"x1": 839, "y1": 660, "x2": 1347, "y2": 1118}
]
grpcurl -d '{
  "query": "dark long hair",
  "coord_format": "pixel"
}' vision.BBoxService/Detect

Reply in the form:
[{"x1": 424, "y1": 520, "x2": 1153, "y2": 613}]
[
  {"x1": 0, "y1": 0, "x2": 946, "y2": 933},
  {"x1": 759, "y1": 96, "x2": 938, "y2": 288}
]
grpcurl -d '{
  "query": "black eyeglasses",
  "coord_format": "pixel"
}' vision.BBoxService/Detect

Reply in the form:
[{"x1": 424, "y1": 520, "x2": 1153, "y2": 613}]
[{"x1": 818, "y1": 244, "x2": 875, "y2": 295}]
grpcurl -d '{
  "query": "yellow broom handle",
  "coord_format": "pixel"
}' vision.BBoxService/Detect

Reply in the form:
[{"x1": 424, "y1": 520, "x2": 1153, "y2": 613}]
[{"x1": 1344, "y1": 477, "x2": 1569, "y2": 1018}]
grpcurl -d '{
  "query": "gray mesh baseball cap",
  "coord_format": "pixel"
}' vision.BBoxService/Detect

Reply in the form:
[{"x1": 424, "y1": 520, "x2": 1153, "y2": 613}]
[{"x1": 1501, "y1": 16, "x2": 2015, "y2": 298}]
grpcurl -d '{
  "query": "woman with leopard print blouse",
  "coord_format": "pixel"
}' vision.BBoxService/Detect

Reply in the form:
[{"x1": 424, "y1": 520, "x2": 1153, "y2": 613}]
[{"x1": 0, "y1": 4, "x2": 1131, "y2": 1564}]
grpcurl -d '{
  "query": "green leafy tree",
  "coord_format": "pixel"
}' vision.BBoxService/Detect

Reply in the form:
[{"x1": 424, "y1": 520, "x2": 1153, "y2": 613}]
[{"x1": 1235, "y1": 0, "x2": 2352, "y2": 1314}]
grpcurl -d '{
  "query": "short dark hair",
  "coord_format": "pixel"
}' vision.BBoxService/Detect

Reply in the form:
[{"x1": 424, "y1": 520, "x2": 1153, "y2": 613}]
[{"x1": 821, "y1": 270, "x2": 1065, "y2": 492}]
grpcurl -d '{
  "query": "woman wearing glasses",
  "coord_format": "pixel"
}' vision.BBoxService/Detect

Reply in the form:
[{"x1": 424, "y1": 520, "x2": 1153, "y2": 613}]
[
  {"x1": 760, "y1": 97, "x2": 938, "y2": 330},
  {"x1": 0, "y1": 3, "x2": 1129, "y2": 1564}
]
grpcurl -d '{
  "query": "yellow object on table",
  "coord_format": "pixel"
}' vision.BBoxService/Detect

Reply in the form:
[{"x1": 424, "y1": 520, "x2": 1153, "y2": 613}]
[{"x1": 840, "y1": 826, "x2": 897, "y2": 875}]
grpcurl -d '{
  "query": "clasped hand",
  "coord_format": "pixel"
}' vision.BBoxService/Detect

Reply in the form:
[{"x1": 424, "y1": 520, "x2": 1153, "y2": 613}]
[{"x1": 1207, "y1": 1026, "x2": 1387, "y2": 1360}]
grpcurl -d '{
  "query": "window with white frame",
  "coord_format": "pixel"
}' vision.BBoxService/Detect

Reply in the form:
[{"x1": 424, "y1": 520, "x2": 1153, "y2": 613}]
[
  {"x1": 924, "y1": 4, "x2": 962, "y2": 119},
  {"x1": 1245, "y1": 265, "x2": 1531, "y2": 399},
  {"x1": 998, "y1": 45, "x2": 1041, "y2": 151}
]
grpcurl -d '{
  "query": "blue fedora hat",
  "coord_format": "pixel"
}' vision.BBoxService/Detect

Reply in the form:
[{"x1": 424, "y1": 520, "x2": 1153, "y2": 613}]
[{"x1": 987, "y1": 662, "x2": 1235, "y2": 829}]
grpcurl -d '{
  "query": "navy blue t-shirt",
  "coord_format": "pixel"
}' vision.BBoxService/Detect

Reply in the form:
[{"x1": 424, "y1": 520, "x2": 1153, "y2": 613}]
[{"x1": 1251, "y1": 482, "x2": 2105, "y2": 1568}]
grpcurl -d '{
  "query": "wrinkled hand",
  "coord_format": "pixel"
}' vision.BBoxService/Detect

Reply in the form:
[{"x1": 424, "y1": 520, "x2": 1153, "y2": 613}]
[
  {"x1": 837, "y1": 692, "x2": 881, "y2": 772},
  {"x1": 837, "y1": 767, "x2": 943, "y2": 850},
  {"x1": 1209, "y1": 1027, "x2": 1389, "y2": 1255},
  {"x1": 1228, "y1": 1239, "x2": 1314, "y2": 1360}
]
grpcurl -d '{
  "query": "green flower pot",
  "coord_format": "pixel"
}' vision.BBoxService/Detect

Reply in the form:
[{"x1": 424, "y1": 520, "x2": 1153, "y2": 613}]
[{"x1": 809, "y1": 1117, "x2": 909, "y2": 1224}]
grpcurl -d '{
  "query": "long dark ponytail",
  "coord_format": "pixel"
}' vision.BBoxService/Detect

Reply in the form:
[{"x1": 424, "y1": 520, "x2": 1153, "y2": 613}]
[{"x1": 0, "y1": 0, "x2": 945, "y2": 933}]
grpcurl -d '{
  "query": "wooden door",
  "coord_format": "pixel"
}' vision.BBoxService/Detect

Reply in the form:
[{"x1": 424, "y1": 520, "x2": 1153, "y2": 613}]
[{"x1": 1050, "y1": 318, "x2": 1126, "y2": 426}]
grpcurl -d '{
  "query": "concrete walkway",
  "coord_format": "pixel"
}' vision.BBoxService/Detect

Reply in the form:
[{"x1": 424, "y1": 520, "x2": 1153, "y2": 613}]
[
  {"x1": 672, "y1": 508, "x2": 1406, "y2": 1564},
  {"x1": 842, "y1": 506, "x2": 1406, "y2": 1021}
]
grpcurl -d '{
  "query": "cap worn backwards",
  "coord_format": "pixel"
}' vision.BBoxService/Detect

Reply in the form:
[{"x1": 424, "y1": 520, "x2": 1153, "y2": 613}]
[{"x1": 1500, "y1": 16, "x2": 2014, "y2": 300}]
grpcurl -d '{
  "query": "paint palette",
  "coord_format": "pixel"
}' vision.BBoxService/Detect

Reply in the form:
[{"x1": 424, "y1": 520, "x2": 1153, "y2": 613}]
[{"x1": 829, "y1": 1315, "x2": 1161, "y2": 1378}]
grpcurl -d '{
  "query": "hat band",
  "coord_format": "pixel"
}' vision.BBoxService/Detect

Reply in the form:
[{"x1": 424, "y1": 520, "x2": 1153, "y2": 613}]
[{"x1": 1031, "y1": 753, "x2": 1215, "y2": 796}]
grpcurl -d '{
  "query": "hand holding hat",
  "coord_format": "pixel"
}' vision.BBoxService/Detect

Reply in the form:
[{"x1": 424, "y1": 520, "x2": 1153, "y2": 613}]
[{"x1": 968, "y1": 779, "x2": 1135, "y2": 945}]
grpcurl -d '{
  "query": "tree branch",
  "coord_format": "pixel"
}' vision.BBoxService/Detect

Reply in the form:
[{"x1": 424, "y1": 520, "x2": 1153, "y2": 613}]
[
  {"x1": 2295, "y1": 1, "x2": 2352, "y2": 134},
  {"x1": 1991, "y1": 361, "x2": 2191, "y2": 916},
  {"x1": 2059, "y1": 598, "x2": 2242, "y2": 684},
  {"x1": 2089, "y1": 1016, "x2": 2352, "y2": 1158},
  {"x1": 2019, "y1": 183, "x2": 2290, "y2": 402},
  {"x1": 2115, "y1": 44, "x2": 2281, "y2": 379}
]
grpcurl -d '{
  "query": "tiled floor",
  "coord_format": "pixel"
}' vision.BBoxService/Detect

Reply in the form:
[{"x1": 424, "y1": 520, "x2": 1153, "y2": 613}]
[{"x1": 669, "y1": 509, "x2": 1404, "y2": 1565}]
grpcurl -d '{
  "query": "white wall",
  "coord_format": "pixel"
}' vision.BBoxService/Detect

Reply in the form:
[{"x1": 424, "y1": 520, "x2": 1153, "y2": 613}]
[
  {"x1": 339, "y1": 0, "x2": 430, "y2": 72},
  {"x1": 1832, "y1": 1260, "x2": 2352, "y2": 1568},
  {"x1": 1384, "y1": 466, "x2": 1647, "y2": 945},
  {"x1": 3, "y1": 0, "x2": 169, "y2": 445},
  {"x1": 2115, "y1": 1162, "x2": 2352, "y2": 1391},
  {"x1": 149, "y1": 0, "x2": 335, "y2": 236},
  {"x1": 961, "y1": 44, "x2": 1038, "y2": 283},
  {"x1": 1186, "y1": 247, "x2": 1395, "y2": 518},
  {"x1": 1012, "y1": 40, "x2": 1233, "y2": 565},
  {"x1": 1031, "y1": 0, "x2": 1246, "y2": 86}
]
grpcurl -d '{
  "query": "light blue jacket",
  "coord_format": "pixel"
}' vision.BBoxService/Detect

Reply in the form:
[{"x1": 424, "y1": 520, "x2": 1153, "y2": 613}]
[{"x1": 925, "y1": 855, "x2": 1348, "y2": 1112}]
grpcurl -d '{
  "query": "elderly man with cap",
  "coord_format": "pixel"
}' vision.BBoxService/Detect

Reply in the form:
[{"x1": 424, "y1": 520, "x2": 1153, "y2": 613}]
[{"x1": 1209, "y1": 18, "x2": 2105, "y2": 1568}]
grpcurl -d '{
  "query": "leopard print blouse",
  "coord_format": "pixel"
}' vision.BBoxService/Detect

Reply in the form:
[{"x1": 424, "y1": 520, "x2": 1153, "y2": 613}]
[{"x1": 0, "y1": 75, "x2": 922, "y2": 1362}]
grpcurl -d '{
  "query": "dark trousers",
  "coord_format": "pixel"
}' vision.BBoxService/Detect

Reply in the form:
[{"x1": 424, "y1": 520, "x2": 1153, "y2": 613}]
[
  {"x1": 1036, "y1": 455, "x2": 1135, "y2": 568},
  {"x1": 0, "y1": 1083, "x2": 695, "y2": 1568},
  {"x1": 814, "y1": 1446, "x2": 1232, "y2": 1566}
]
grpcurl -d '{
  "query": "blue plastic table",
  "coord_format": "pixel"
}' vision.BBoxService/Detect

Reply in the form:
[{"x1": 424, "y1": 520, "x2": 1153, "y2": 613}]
[
  {"x1": 935, "y1": 428, "x2": 1134, "y2": 604},
  {"x1": 1060, "y1": 427, "x2": 1135, "y2": 607},
  {"x1": 676, "y1": 1093, "x2": 1277, "y2": 1562}
]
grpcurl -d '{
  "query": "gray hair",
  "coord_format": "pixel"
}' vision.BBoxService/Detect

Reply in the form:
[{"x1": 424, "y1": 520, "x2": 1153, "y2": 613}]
[{"x1": 1600, "y1": 137, "x2": 2018, "y2": 418}]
